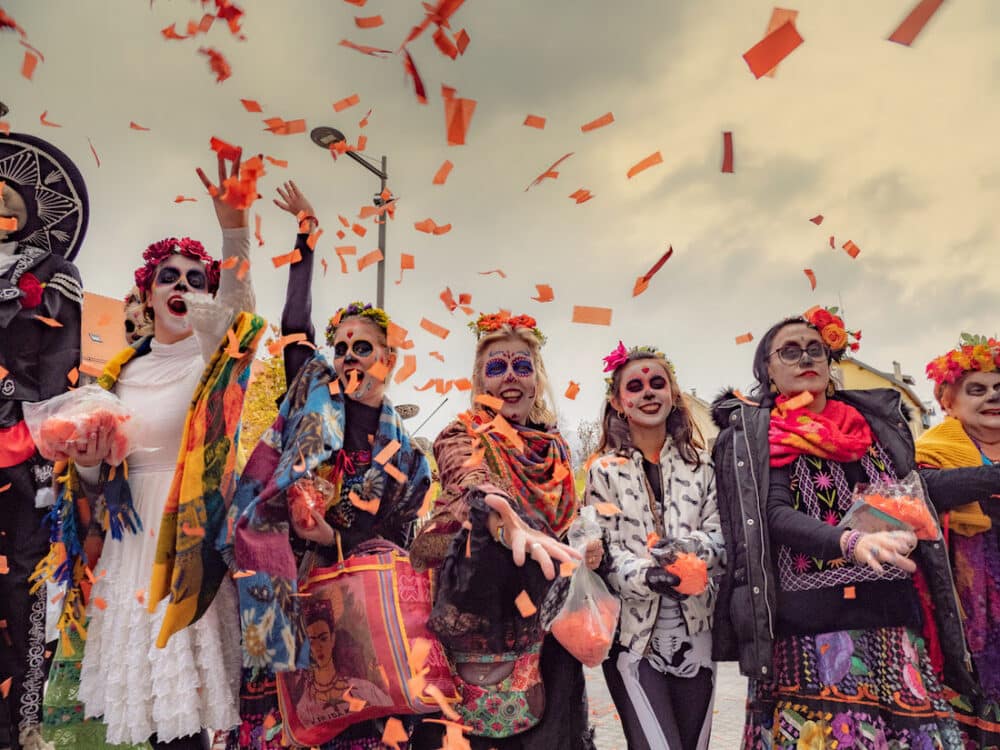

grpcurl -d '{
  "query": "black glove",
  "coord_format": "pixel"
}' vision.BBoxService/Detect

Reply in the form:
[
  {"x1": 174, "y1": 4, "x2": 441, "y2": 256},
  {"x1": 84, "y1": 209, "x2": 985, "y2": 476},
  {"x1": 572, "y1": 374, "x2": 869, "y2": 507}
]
[{"x1": 645, "y1": 566, "x2": 687, "y2": 600}]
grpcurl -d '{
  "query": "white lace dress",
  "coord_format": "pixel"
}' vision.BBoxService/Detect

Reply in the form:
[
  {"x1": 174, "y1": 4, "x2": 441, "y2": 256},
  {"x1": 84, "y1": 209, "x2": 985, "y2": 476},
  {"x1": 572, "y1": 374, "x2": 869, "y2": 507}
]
[{"x1": 75, "y1": 228, "x2": 253, "y2": 744}]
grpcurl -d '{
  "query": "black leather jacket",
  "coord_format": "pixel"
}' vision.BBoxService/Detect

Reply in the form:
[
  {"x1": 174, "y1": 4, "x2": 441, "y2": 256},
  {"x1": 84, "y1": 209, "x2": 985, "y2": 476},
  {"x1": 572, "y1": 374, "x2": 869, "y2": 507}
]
[{"x1": 710, "y1": 387, "x2": 993, "y2": 698}]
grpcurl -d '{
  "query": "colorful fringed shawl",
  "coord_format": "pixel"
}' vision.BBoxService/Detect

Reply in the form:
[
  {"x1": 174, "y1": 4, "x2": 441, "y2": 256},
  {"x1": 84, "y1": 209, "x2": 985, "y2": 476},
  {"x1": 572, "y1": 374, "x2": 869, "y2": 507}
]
[
  {"x1": 30, "y1": 311, "x2": 265, "y2": 650},
  {"x1": 769, "y1": 394, "x2": 873, "y2": 468},
  {"x1": 231, "y1": 353, "x2": 431, "y2": 672}
]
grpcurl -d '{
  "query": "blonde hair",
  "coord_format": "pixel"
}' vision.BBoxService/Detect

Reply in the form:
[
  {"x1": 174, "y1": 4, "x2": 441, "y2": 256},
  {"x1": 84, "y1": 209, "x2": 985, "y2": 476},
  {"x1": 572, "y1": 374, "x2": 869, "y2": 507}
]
[{"x1": 471, "y1": 326, "x2": 556, "y2": 427}]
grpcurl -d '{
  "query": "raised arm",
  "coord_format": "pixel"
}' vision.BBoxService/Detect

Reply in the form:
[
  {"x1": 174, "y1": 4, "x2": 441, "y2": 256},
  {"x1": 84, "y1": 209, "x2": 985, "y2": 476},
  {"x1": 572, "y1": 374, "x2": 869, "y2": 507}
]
[{"x1": 273, "y1": 181, "x2": 317, "y2": 387}]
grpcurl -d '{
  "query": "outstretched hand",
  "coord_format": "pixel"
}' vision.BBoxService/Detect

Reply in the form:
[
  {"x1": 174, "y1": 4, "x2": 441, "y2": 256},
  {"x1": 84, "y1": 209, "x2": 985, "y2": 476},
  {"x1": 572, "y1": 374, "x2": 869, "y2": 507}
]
[
  {"x1": 196, "y1": 151, "x2": 248, "y2": 229},
  {"x1": 853, "y1": 530, "x2": 917, "y2": 574},
  {"x1": 484, "y1": 493, "x2": 581, "y2": 580},
  {"x1": 274, "y1": 180, "x2": 316, "y2": 230}
]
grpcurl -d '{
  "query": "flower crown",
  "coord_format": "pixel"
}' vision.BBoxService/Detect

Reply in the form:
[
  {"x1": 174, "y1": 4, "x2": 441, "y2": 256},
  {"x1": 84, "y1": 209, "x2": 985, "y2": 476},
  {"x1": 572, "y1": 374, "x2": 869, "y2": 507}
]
[
  {"x1": 803, "y1": 305, "x2": 860, "y2": 358},
  {"x1": 926, "y1": 333, "x2": 1000, "y2": 387},
  {"x1": 602, "y1": 341, "x2": 675, "y2": 394},
  {"x1": 133, "y1": 237, "x2": 220, "y2": 296},
  {"x1": 468, "y1": 311, "x2": 546, "y2": 345},
  {"x1": 325, "y1": 301, "x2": 390, "y2": 346}
]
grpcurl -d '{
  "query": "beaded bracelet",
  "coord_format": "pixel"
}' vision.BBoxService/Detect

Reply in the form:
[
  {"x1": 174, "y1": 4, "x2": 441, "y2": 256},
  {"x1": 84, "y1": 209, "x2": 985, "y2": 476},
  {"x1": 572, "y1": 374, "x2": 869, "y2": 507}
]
[{"x1": 844, "y1": 531, "x2": 864, "y2": 564}]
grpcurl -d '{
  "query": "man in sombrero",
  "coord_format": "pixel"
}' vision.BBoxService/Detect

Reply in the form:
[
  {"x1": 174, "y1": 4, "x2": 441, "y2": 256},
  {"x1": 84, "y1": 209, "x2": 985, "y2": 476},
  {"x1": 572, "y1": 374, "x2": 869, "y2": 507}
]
[{"x1": 0, "y1": 113, "x2": 88, "y2": 750}]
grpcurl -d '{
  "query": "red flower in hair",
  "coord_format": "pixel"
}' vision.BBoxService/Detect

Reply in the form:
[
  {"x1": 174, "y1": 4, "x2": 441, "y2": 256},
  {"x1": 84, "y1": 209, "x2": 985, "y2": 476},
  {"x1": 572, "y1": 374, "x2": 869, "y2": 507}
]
[
  {"x1": 133, "y1": 237, "x2": 220, "y2": 296},
  {"x1": 17, "y1": 273, "x2": 44, "y2": 309}
]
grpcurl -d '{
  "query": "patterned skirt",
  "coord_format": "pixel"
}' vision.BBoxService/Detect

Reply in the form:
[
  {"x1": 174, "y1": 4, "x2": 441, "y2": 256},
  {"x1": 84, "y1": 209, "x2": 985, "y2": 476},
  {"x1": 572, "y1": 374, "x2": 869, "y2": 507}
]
[{"x1": 743, "y1": 626, "x2": 962, "y2": 749}]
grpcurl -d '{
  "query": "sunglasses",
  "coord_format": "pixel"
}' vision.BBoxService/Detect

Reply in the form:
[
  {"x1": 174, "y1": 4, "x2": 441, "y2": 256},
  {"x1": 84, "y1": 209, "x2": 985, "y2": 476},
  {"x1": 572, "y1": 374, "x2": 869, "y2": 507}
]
[
  {"x1": 770, "y1": 342, "x2": 827, "y2": 365},
  {"x1": 333, "y1": 339, "x2": 375, "y2": 358},
  {"x1": 484, "y1": 356, "x2": 534, "y2": 378},
  {"x1": 155, "y1": 266, "x2": 207, "y2": 290}
]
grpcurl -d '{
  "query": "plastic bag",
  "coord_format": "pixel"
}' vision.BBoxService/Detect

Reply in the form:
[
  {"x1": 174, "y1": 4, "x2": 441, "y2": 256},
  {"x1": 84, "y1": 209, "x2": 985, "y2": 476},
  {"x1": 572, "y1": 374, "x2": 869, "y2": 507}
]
[
  {"x1": 649, "y1": 538, "x2": 709, "y2": 596},
  {"x1": 22, "y1": 384, "x2": 142, "y2": 466},
  {"x1": 287, "y1": 473, "x2": 337, "y2": 529},
  {"x1": 548, "y1": 566, "x2": 620, "y2": 667},
  {"x1": 839, "y1": 470, "x2": 940, "y2": 541}
]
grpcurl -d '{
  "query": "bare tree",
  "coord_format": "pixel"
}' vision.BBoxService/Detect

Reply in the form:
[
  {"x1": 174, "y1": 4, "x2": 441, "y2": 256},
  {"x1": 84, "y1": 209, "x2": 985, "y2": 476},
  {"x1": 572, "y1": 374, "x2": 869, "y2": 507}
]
[{"x1": 574, "y1": 418, "x2": 601, "y2": 468}]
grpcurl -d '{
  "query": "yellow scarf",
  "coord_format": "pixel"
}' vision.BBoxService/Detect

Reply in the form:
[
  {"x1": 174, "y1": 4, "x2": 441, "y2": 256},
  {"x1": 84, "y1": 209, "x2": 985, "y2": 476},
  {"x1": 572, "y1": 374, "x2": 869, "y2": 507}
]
[{"x1": 914, "y1": 416, "x2": 991, "y2": 536}]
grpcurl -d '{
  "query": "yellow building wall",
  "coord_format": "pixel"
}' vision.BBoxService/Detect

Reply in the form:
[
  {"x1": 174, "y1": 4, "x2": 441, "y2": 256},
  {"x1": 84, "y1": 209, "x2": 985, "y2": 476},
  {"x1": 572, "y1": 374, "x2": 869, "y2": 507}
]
[{"x1": 836, "y1": 361, "x2": 926, "y2": 438}]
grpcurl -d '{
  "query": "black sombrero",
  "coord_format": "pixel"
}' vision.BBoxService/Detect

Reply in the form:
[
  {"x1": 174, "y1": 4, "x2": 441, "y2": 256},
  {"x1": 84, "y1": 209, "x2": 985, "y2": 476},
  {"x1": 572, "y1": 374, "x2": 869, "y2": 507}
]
[{"x1": 0, "y1": 130, "x2": 89, "y2": 261}]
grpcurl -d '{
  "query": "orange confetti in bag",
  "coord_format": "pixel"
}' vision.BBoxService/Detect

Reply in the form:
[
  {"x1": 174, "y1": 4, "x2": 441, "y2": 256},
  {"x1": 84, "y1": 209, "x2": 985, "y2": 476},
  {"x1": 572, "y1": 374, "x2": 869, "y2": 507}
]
[
  {"x1": 626, "y1": 151, "x2": 663, "y2": 179},
  {"x1": 549, "y1": 572, "x2": 620, "y2": 667},
  {"x1": 572, "y1": 306, "x2": 612, "y2": 326}
]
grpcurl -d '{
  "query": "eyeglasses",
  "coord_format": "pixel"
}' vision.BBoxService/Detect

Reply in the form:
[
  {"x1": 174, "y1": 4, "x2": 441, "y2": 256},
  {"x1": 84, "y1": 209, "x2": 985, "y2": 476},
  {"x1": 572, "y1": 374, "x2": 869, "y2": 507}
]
[
  {"x1": 155, "y1": 266, "x2": 207, "y2": 290},
  {"x1": 484, "y1": 356, "x2": 534, "y2": 378},
  {"x1": 769, "y1": 342, "x2": 827, "y2": 365},
  {"x1": 333, "y1": 339, "x2": 375, "y2": 358}
]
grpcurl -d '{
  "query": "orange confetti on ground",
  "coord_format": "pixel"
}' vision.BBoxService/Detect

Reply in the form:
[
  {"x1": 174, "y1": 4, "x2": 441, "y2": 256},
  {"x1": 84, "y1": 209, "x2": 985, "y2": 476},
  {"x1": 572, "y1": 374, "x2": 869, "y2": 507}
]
[
  {"x1": 888, "y1": 0, "x2": 944, "y2": 46},
  {"x1": 129, "y1": 121, "x2": 150, "y2": 131},
  {"x1": 39, "y1": 110, "x2": 61, "y2": 128},
  {"x1": 515, "y1": 591, "x2": 537, "y2": 617},
  {"x1": 565, "y1": 381, "x2": 580, "y2": 400},
  {"x1": 333, "y1": 93, "x2": 361, "y2": 112},
  {"x1": 357, "y1": 249, "x2": 383, "y2": 271},
  {"x1": 581, "y1": 112, "x2": 615, "y2": 132},
  {"x1": 735, "y1": 332, "x2": 754, "y2": 345},
  {"x1": 271, "y1": 248, "x2": 302, "y2": 268},
  {"x1": 355, "y1": 14, "x2": 384, "y2": 28},
  {"x1": 626, "y1": 151, "x2": 663, "y2": 179},
  {"x1": 420, "y1": 318, "x2": 450, "y2": 339},
  {"x1": 743, "y1": 20, "x2": 803, "y2": 79},
  {"x1": 804, "y1": 268, "x2": 817, "y2": 290},
  {"x1": 842, "y1": 240, "x2": 861, "y2": 259},
  {"x1": 34, "y1": 315, "x2": 63, "y2": 328},
  {"x1": 523, "y1": 114, "x2": 546, "y2": 129},
  {"x1": 432, "y1": 160, "x2": 453, "y2": 185},
  {"x1": 393, "y1": 354, "x2": 417, "y2": 384},
  {"x1": 572, "y1": 306, "x2": 612, "y2": 326}
]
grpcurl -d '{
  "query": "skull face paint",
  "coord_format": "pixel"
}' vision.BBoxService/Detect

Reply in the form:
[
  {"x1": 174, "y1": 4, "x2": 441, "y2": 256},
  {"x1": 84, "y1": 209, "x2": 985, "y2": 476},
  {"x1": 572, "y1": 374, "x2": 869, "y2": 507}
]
[
  {"x1": 944, "y1": 371, "x2": 1000, "y2": 442},
  {"x1": 481, "y1": 336, "x2": 537, "y2": 425},
  {"x1": 147, "y1": 254, "x2": 211, "y2": 344},
  {"x1": 614, "y1": 359, "x2": 673, "y2": 430},
  {"x1": 330, "y1": 316, "x2": 394, "y2": 407}
]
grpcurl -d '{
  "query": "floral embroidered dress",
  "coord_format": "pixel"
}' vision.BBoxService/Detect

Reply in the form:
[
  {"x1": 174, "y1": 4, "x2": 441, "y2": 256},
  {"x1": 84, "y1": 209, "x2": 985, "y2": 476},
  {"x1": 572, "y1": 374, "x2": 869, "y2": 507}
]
[{"x1": 745, "y1": 400, "x2": 962, "y2": 750}]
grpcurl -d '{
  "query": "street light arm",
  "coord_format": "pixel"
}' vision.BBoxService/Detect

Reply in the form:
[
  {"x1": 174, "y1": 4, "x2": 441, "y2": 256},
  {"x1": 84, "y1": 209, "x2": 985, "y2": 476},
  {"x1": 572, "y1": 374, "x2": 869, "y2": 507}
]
[{"x1": 345, "y1": 150, "x2": 388, "y2": 180}]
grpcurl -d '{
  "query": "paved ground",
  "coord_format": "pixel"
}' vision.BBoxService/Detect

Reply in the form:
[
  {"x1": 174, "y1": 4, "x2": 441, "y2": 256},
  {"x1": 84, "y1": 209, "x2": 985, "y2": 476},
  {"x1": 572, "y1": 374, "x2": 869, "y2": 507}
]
[{"x1": 588, "y1": 661, "x2": 747, "y2": 749}]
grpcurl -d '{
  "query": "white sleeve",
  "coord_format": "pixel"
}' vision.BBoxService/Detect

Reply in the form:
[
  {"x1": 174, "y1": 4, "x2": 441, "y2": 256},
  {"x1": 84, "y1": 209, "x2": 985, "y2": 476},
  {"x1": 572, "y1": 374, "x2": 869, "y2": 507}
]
[{"x1": 190, "y1": 227, "x2": 255, "y2": 362}]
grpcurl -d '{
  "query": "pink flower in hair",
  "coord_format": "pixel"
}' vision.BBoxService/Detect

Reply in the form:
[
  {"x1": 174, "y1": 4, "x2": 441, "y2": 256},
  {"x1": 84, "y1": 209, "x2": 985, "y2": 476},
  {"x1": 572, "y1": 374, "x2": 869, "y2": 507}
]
[{"x1": 602, "y1": 341, "x2": 629, "y2": 373}]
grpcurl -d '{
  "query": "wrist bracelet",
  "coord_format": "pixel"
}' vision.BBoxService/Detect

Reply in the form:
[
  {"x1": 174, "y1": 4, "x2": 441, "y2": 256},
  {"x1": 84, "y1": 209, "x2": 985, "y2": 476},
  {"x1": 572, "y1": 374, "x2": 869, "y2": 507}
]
[{"x1": 845, "y1": 531, "x2": 863, "y2": 564}]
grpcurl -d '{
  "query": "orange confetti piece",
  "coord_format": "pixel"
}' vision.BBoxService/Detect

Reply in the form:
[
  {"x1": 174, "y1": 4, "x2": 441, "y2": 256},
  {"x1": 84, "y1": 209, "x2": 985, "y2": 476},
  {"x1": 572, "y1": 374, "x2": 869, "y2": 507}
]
[
  {"x1": 429, "y1": 351, "x2": 445, "y2": 363},
  {"x1": 357, "y1": 249, "x2": 383, "y2": 271},
  {"x1": 479, "y1": 268, "x2": 507, "y2": 278},
  {"x1": 267, "y1": 333, "x2": 314, "y2": 356},
  {"x1": 626, "y1": 151, "x2": 663, "y2": 179},
  {"x1": 367, "y1": 360, "x2": 389, "y2": 383},
  {"x1": 455, "y1": 28, "x2": 471, "y2": 54},
  {"x1": 224, "y1": 329, "x2": 247, "y2": 359},
  {"x1": 572, "y1": 305, "x2": 612, "y2": 326},
  {"x1": 34, "y1": 315, "x2": 63, "y2": 328},
  {"x1": 264, "y1": 156, "x2": 287, "y2": 168},
  {"x1": 386, "y1": 321, "x2": 411, "y2": 348},
  {"x1": 633, "y1": 245, "x2": 674, "y2": 297},
  {"x1": 722, "y1": 131, "x2": 734, "y2": 173},
  {"x1": 352, "y1": 223, "x2": 367, "y2": 238},
  {"x1": 135, "y1": 589, "x2": 146, "y2": 605},
  {"x1": 333, "y1": 93, "x2": 361, "y2": 112},
  {"x1": 593, "y1": 502, "x2": 621, "y2": 516},
  {"x1": 453, "y1": 378, "x2": 472, "y2": 391},
  {"x1": 0, "y1": 555, "x2": 8, "y2": 574},
  {"x1": 523, "y1": 114, "x2": 546, "y2": 129},
  {"x1": 804, "y1": 268, "x2": 817, "y2": 290},
  {"x1": 444, "y1": 93, "x2": 477, "y2": 146},
  {"x1": 374, "y1": 440, "x2": 401, "y2": 466},
  {"x1": 646, "y1": 532, "x2": 661, "y2": 549},
  {"x1": 174, "y1": 195, "x2": 197, "y2": 203},
  {"x1": 344, "y1": 369, "x2": 361, "y2": 395},
  {"x1": 355, "y1": 14, "x2": 384, "y2": 28},
  {"x1": 743, "y1": 20, "x2": 803, "y2": 79},
  {"x1": 735, "y1": 332, "x2": 754, "y2": 345},
  {"x1": 321, "y1": 258, "x2": 329, "y2": 276},
  {"x1": 237, "y1": 259, "x2": 250, "y2": 280},
  {"x1": 67, "y1": 367, "x2": 79, "y2": 386},
  {"x1": 569, "y1": 188, "x2": 594, "y2": 204},
  {"x1": 241, "y1": 98, "x2": 263, "y2": 112},
  {"x1": 559, "y1": 560, "x2": 579, "y2": 578},
  {"x1": 349, "y1": 490, "x2": 380, "y2": 515},
  {"x1": 395, "y1": 253, "x2": 415, "y2": 285},
  {"x1": 129, "y1": 121, "x2": 150, "y2": 131},
  {"x1": 0, "y1": 217, "x2": 17, "y2": 232},
  {"x1": 181, "y1": 522, "x2": 205, "y2": 538},
  {"x1": 393, "y1": 354, "x2": 417, "y2": 384},
  {"x1": 565, "y1": 381, "x2": 580, "y2": 400},
  {"x1": 0, "y1": 121, "x2": 9, "y2": 136},
  {"x1": 21, "y1": 50, "x2": 38, "y2": 80},
  {"x1": 842, "y1": 240, "x2": 861, "y2": 259},
  {"x1": 382, "y1": 717, "x2": 409, "y2": 750},
  {"x1": 525, "y1": 152, "x2": 573, "y2": 191},
  {"x1": 432, "y1": 160, "x2": 453, "y2": 185},
  {"x1": 271, "y1": 248, "x2": 302, "y2": 268},
  {"x1": 0, "y1": 677, "x2": 11, "y2": 699},
  {"x1": 531, "y1": 284, "x2": 554, "y2": 303},
  {"x1": 414, "y1": 218, "x2": 452, "y2": 235},
  {"x1": 39, "y1": 110, "x2": 61, "y2": 128},
  {"x1": 420, "y1": 318, "x2": 450, "y2": 339},
  {"x1": 762, "y1": 8, "x2": 799, "y2": 77},
  {"x1": 335, "y1": 245, "x2": 357, "y2": 274},
  {"x1": 475, "y1": 394, "x2": 504, "y2": 412},
  {"x1": 0, "y1": 483, "x2": 11, "y2": 493},
  {"x1": 329, "y1": 379, "x2": 341, "y2": 395},
  {"x1": 888, "y1": 0, "x2": 944, "y2": 46},
  {"x1": 343, "y1": 0, "x2": 367, "y2": 5},
  {"x1": 91, "y1": 597, "x2": 107, "y2": 611},
  {"x1": 581, "y1": 112, "x2": 614, "y2": 132},
  {"x1": 232, "y1": 570, "x2": 256, "y2": 579},
  {"x1": 843, "y1": 585, "x2": 856, "y2": 599},
  {"x1": 338, "y1": 38, "x2": 393, "y2": 57},
  {"x1": 220, "y1": 256, "x2": 239, "y2": 271},
  {"x1": 515, "y1": 591, "x2": 537, "y2": 617},
  {"x1": 810, "y1": 214, "x2": 824, "y2": 225},
  {"x1": 198, "y1": 47, "x2": 232, "y2": 83}
]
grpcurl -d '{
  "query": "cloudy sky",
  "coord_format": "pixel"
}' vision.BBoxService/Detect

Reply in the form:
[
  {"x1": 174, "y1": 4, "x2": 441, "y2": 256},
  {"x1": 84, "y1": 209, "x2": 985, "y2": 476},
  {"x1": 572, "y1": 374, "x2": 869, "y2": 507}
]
[{"x1": 3, "y1": 0, "x2": 998, "y2": 441}]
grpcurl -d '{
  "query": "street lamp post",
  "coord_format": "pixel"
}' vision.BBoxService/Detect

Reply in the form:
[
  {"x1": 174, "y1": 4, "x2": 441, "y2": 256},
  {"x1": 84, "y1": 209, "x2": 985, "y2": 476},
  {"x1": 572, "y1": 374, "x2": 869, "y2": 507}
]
[{"x1": 310, "y1": 126, "x2": 390, "y2": 308}]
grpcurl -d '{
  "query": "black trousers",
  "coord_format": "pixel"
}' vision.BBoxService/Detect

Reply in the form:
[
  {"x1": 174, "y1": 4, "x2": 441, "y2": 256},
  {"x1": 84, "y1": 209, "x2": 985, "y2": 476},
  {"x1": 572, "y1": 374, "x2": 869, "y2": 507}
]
[{"x1": 0, "y1": 457, "x2": 53, "y2": 750}]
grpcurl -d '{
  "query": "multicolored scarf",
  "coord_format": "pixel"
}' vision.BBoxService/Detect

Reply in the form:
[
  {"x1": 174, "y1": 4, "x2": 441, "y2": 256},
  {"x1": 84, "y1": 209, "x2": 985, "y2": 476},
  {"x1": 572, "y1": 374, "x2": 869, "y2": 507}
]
[
  {"x1": 231, "y1": 353, "x2": 431, "y2": 672},
  {"x1": 915, "y1": 416, "x2": 991, "y2": 536},
  {"x1": 768, "y1": 394, "x2": 873, "y2": 468},
  {"x1": 148, "y1": 311, "x2": 266, "y2": 648},
  {"x1": 465, "y1": 410, "x2": 577, "y2": 537}
]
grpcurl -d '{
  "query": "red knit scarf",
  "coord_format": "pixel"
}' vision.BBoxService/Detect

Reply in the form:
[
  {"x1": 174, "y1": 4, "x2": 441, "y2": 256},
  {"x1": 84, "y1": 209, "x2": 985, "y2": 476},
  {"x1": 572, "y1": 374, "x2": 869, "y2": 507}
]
[{"x1": 769, "y1": 394, "x2": 873, "y2": 468}]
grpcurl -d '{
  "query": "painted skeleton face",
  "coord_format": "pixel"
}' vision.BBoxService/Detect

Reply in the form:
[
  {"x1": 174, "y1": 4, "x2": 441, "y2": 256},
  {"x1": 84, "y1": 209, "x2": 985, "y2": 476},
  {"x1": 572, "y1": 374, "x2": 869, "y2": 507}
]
[
  {"x1": 330, "y1": 316, "x2": 394, "y2": 407},
  {"x1": 945, "y1": 371, "x2": 1000, "y2": 439},
  {"x1": 614, "y1": 359, "x2": 673, "y2": 430},
  {"x1": 147, "y1": 254, "x2": 211, "y2": 343},
  {"x1": 481, "y1": 336, "x2": 537, "y2": 425}
]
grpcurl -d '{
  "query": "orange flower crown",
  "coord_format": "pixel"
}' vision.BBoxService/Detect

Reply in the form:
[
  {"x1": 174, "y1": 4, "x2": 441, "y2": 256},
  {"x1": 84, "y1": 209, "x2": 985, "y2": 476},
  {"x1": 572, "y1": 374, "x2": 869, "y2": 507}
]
[
  {"x1": 469, "y1": 311, "x2": 546, "y2": 345},
  {"x1": 803, "y1": 305, "x2": 860, "y2": 359},
  {"x1": 925, "y1": 333, "x2": 1000, "y2": 386}
]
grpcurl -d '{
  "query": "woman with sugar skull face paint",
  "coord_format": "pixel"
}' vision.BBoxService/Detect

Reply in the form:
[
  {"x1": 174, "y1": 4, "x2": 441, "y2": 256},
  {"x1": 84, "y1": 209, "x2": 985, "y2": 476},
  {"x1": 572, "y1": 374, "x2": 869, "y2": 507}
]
[
  {"x1": 916, "y1": 337, "x2": 1000, "y2": 748},
  {"x1": 585, "y1": 344, "x2": 723, "y2": 750},
  {"x1": 33, "y1": 151, "x2": 266, "y2": 750},
  {"x1": 227, "y1": 179, "x2": 432, "y2": 750},
  {"x1": 410, "y1": 312, "x2": 592, "y2": 750}
]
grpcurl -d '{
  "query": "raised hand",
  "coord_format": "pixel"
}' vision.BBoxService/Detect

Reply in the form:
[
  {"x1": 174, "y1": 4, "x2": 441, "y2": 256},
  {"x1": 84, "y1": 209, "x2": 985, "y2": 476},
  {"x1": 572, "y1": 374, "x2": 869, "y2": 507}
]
[
  {"x1": 273, "y1": 181, "x2": 316, "y2": 230},
  {"x1": 196, "y1": 150, "x2": 248, "y2": 229},
  {"x1": 484, "y1": 493, "x2": 581, "y2": 580}
]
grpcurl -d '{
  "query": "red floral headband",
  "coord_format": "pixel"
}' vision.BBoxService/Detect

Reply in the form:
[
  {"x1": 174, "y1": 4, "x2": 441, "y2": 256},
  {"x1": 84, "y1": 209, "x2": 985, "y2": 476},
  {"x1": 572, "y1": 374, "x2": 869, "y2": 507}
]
[
  {"x1": 133, "y1": 237, "x2": 220, "y2": 296},
  {"x1": 926, "y1": 334, "x2": 1000, "y2": 387},
  {"x1": 469, "y1": 311, "x2": 546, "y2": 344},
  {"x1": 803, "y1": 305, "x2": 860, "y2": 358}
]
